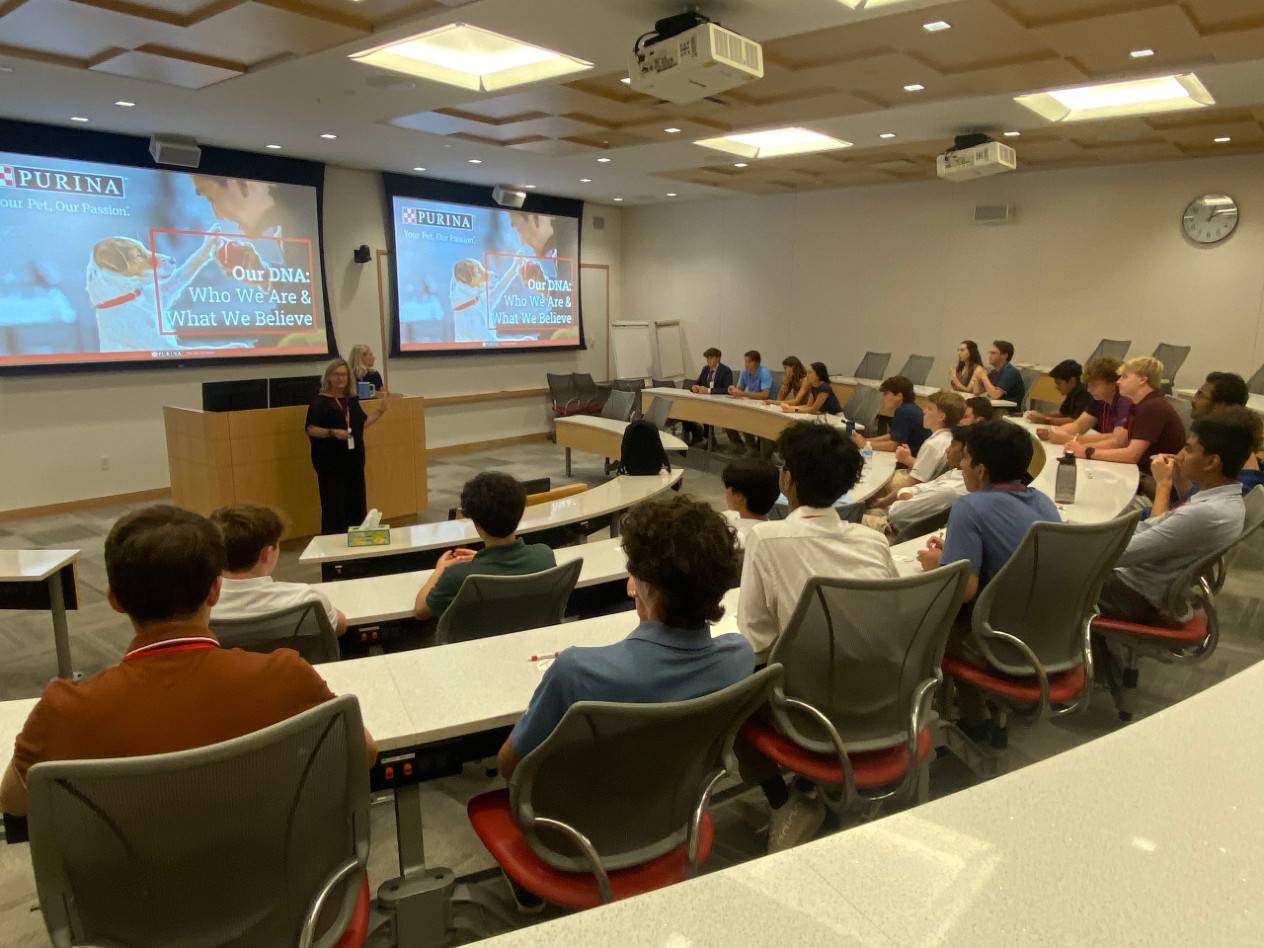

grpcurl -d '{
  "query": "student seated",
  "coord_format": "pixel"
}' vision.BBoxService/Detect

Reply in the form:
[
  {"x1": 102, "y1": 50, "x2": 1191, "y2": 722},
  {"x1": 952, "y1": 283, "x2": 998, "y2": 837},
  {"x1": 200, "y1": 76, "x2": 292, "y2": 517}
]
[
  {"x1": 1037, "y1": 356, "x2": 1131, "y2": 445},
  {"x1": 885, "y1": 426, "x2": 971, "y2": 538},
  {"x1": 1188, "y1": 373, "x2": 1262, "y2": 493},
  {"x1": 962, "y1": 395, "x2": 993, "y2": 425},
  {"x1": 414, "y1": 473, "x2": 556, "y2": 621},
  {"x1": 726, "y1": 350, "x2": 774, "y2": 453},
  {"x1": 979, "y1": 339, "x2": 1025, "y2": 407},
  {"x1": 1063, "y1": 356, "x2": 1186, "y2": 487},
  {"x1": 497, "y1": 494, "x2": 753, "y2": 781},
  {"x1": 1097, "y1": 415, "x2": 1251, "y2": 626},
  {"x1": 0, "y1": 505, "x2": 376, "y2": 817},
  {"x1": 1026, "y1": 359, "x2": 1093, "y2": 426},
  {"x1": 1217, "y1": 407, "x2": 1264, "y2": 494},
  {"x1": 774, "y1": 356, "x2": 810, "y2": 407},
  {"x1": 949, "y1": 339, "x2": 987, "y2": 395},
  {"x1": 916, "y1": 420, "x2": 1061, "y2": 606},
  {"x1": 722, "y1": 457, "x2": 781, "y2": 541},
  {"x1": 685, "y1": 346, "x2": 734, "y2": 444},
  {"x1": 889, "y1": 390, "x2": 966, "y2": 488},
  {"x1": 779, "y1": 362, "x2": 842, "y2": 415},
  {"x1": 210, "y1": 504, "x2": 347, "y2": 635},
  {"x1": 739, "y1": 424, "x2": 897, "y2": 663},
  {"x1": 850, "y1": 375, "x2": 928, "y2": 455}
]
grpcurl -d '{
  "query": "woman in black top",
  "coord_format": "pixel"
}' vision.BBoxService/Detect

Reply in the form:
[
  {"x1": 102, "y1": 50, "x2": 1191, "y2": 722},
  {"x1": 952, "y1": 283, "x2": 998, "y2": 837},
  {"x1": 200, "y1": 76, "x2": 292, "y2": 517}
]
[
  {"x1": 348, "y1": 344, "x2": 386, "y2": 394},
  {"x1": 305, "y1": 358, "x2": 388, "y2": 533},
  {"x1": 949, "y1": 339, "x2": 987, "y2": 393},
  {"x1": 781, "y1": 362, "x2": 842, "y2": 416}
]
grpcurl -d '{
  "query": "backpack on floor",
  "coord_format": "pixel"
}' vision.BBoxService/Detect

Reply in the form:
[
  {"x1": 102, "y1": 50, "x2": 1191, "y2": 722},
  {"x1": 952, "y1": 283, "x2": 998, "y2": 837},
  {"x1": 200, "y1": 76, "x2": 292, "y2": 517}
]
[{"x1": 618, "y1": 420, "x2": 671, "y2": 476}]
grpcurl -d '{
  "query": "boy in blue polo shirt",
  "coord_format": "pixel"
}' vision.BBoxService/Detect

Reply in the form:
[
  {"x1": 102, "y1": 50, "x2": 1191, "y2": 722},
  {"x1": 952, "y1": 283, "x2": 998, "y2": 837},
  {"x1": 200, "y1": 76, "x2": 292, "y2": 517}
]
[{"x1": 725, "y1": 349, "x2": 773, "y2": 453}]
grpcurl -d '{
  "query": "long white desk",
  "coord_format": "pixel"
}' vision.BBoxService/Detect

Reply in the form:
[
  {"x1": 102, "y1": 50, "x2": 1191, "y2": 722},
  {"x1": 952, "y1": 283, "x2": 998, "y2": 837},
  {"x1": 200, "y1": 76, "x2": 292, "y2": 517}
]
[
  {"x1": 480, "y1": 656, "x2": 1264, "y2": 947},
  {"x1": 834, "y1": 376, "x2": 1016, "y2": 410},
  {"x1": 318, "y1": 536, "x2": 630, "y2": 626},
  {"x1": 641, "y1": 387, "x2": 861, "y2": 443},
  {"x1": 0, "y1": 550, "x2": 80, "y2": 680},
  {"x1": 299, "y1": 472, "x2": 682, "y2": 568},
  {"x1": 554, "y1": 416, "x2": 688, "y2": 477}
]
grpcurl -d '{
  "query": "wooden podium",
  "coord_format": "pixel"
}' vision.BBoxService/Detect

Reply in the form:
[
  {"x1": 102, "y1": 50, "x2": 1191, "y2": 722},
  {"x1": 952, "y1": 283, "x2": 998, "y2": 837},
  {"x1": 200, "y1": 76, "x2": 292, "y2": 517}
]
[{"x1": 163, "y1": 395, "x2": 427, "y2": 540}]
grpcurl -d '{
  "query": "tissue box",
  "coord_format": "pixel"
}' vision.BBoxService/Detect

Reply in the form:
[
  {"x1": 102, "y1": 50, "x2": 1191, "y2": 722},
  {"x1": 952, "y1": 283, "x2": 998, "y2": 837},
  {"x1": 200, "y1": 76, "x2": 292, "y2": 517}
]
[{"x1": 347, "y1": 527, "x2": 391, "y2": 547}]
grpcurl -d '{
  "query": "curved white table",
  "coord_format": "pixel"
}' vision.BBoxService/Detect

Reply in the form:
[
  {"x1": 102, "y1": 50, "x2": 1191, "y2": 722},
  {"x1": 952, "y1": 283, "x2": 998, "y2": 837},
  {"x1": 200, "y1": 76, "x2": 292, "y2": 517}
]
[
  {"x1": 298, "y1": 471, "x2": 682, "y2": 568},
  {"x1": 641, "y1": 388, "x2": 861, "y2": 446},
  {"x1": 554, "y1": 415, "x2": 688, "y2": 477},
  {"x1": 835, "y1": 376, "x2": 1016, "y2": 410}
]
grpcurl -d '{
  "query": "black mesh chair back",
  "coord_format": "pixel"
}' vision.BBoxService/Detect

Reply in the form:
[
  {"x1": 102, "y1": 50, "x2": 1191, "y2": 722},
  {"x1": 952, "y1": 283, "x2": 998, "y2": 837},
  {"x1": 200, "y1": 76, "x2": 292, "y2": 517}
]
[
  {"x1": 1166, "y1": 394, "x2": 1193, "y2": 432},
  {"x1": 1019, "y1": 366, "x2": 1046, "y2": 412},
  {"x1": 766, "y1": 565, "x2": 969, "y2": 755},
  {"x1": 601, "y1": 388, "x2": 636, "y2": 422},
  {"x1": 1247, "y1": 364, "x2": 1264, "y2": 396},
  {"x1": 854, "y1": 351, "x2": 891, "y2": 380},
  {"x1": 651, "y1": 378, "x2": 678, "y2": 389},
  {"x1": 842, "y1": 383, "x2": 882, "y2": 432},
  {"x1": 643, "y1": 395, "x2": 672, "y2": 430},
  {"x1": 547, "y1": 372, "x2": 580, "y2": 415},
  {"x1": 573, "y1": 372, "x2": 601, "y2": 404},
  {"x1": 435, "y1": 560, "x2": 583, "y2": 644},
  {"x1": 27, "y1": 696, "x2": 369, "y2": 948},
  {"x1": 1151, "y1": 343, "x2": 1191, "y2": 386},
  {"x1": 211, "y1": 600, "x2": 340, "y2": 665},
  {"x1": 1087, "y1": 338, "x2": 1131, "y2": 364},
  {"x1": 769, "y1": 369, "x2": 785, "y2": 398},
  {"x1": 971, "y1": 513, "x2": 1139, "y2": 675},
  {"x1": 612, "y1": 379, "x2": 646, "y2": 395},
  {"x1": 897, "y1": 355, "x2": 934, "y2": 386},
  {"x1": 510, "y1": 666, "x2": 781, "y2": 874}
]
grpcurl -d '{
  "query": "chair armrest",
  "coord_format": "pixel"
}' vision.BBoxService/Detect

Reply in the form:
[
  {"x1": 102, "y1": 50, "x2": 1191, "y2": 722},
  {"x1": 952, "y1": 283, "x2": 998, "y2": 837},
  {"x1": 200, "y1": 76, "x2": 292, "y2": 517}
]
[
  {"x1": 780, "y1": 695, "x2": 856, "y2": 807},
  {"x1": 531, "y1": 816, "x2": 612, "y2": 904},
  {"x1": 299, "y1": 857, "x2": 362, "y2": 948},
  {"x1": 980, "y1": 628, "x2": 1051, "y2": 721}
]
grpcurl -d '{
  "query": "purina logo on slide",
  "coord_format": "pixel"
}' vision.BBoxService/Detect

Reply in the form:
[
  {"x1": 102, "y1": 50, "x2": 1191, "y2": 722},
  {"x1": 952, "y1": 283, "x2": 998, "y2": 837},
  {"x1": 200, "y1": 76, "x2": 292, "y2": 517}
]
[
  {"x1": 401, "y1": 205, "x2": 473, "y2": 229},
  {"x1": 0, "y1": 164, "x2": 126, "y2": 198}
]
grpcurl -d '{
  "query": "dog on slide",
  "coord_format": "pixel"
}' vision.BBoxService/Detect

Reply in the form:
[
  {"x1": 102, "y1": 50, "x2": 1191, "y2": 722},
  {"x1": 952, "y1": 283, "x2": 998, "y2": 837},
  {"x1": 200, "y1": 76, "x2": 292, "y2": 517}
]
[{"x1": 86, "y1": 231, "x2": 235, "y2": 352}]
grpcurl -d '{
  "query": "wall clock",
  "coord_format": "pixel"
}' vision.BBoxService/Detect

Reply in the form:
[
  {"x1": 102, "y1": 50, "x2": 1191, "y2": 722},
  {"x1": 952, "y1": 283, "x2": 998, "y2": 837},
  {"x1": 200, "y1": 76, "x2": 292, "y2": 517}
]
[{"x1": 1182, "y1": 193, "x2": 1239, "y2": 245}]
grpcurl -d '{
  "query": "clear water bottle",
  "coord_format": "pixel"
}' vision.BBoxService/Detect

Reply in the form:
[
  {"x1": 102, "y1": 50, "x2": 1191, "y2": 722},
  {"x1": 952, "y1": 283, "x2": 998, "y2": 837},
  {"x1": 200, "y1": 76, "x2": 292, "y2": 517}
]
[{"x1": 862, "y1": 442, "x2": 874, "y2": 461}]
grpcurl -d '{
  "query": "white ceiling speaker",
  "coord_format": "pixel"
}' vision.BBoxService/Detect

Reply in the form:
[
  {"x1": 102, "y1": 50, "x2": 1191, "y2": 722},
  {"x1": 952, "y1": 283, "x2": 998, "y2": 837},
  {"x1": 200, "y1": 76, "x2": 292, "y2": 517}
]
[
  {"x1": 148, "y1": 135, "x2": 201, "y2": 169},
  {"x1": 492, "y1": 185, "x2": 527, "y2": 209}
]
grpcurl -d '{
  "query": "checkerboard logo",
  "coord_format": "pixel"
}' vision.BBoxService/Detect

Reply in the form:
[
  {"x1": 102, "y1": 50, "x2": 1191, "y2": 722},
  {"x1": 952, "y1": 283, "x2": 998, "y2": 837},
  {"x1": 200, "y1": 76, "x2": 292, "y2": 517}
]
[
  {"x1": 402, "y1": 207, "x2": 418, "y2": 224},
  {"x1": 0, "y1": 166, "x2": 14, "y2": 188}
]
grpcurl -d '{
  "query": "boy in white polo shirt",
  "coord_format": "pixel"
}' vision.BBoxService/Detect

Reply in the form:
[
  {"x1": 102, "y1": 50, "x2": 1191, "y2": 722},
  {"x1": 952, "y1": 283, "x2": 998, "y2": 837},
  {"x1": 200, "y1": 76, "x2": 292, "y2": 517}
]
[{"x1": 210, "y1": 504, "x2": 347, "y2": 635}]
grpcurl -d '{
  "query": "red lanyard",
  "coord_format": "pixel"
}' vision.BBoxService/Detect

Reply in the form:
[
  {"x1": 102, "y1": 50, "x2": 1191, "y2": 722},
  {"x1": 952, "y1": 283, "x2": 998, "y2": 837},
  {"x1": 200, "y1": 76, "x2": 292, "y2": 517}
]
[
  {"x1": 989, "y1": 482, "x2": 1026, "y2": 492},
  {"x1": 123, "y1": 637, "x2": 219, "y2": 662},
  {"x1": 330, "y1": 395, "x2": 351, "y2": 431}
]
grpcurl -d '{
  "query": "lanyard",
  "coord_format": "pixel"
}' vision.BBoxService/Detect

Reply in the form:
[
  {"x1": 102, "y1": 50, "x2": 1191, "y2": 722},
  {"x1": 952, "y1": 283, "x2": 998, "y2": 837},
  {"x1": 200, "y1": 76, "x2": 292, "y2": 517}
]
[
  {"x1": 989, "y1": 482, "x2": 1026, "y2": 492},
  {"x1": 330, "y1": 396, "x2": 351, "y2": 431},
  {"x1": 123, "y1": 637, "x2": 219, "y2": 662}
]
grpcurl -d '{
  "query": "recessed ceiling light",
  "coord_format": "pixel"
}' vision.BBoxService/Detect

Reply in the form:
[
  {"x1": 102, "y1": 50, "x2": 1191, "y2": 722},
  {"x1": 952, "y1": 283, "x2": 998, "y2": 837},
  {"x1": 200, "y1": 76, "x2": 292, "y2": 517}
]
[
  {"x1": 1214, "y1": 136, "x2": 1232, "y2": 143},
  {"x1": 1130, "y1": 49, "x2": 1155, "y2": 59},
  {"x1": 664, "y1": 127, "x2": 682, "y2": 134},
  {"x1": 580, "y1": 178, "x2": 592, "y2": 183},
  {"x1": 613, "y1": 197, "x2": 624, "y2": 202},
  {"x1": 1014, "y1": 73, "x2": 1213, "y2": 122},
  {"x1": 666, "y1": 192, "x2": 678, "y2": 197},
  {"x1": 620, "y1": 77, "x2": 631, "y2": 85},
  {"x1": 348, "y1": 23, "x2": 591, "y2": 91},
  {"x1": 265, "y1": 144, "x2": 282, "y2": 149},
  {"x1": 695, "y1": 126, "x2": 853, "y2": 159},
  {"x1": 522, "y1": 184, "x2": 536, "y2": 189},
  {"x1": 835, "y1": 0, "x2": 919, "y2": 8},
  {"x1": 412, "y1": 166, "x2": 426, "y2": 172},
  {"x1": 1003, "y1": 130, "x2": 1021, "y2": 137},
  {"x1": 467, "y1": 158, "x2": 482, "y2": 164},
  {"x1": 114, "y1": 100, "x2": 135, "y2": 108},
  {"x1": 597, "y1": 156, "x2": 612, "y2": 162},
  {"x1": 879, "y1": 132, "x2": 897, "y2": 139},
  {"x1": 733, "y1": 162, "x2": 748, "y2": 168},
  {"x1": 320, "y1": 132, "x2": 338, "y2": 139},
  {"x1": 70, "y1": 116, "x2": 89, "y2": 123},
  {"x1": 903, "y1": 83, "x2": 925, "y2": 93},
  {"x1": 922, "y1": 20, "x2": 951, "y2": 32}
]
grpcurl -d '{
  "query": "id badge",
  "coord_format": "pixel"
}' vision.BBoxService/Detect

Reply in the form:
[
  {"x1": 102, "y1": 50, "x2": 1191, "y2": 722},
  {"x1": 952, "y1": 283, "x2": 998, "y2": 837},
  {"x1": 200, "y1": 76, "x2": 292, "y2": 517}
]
[{"x1": 347, "y1": 434, "x2": 355, "y2": 450}]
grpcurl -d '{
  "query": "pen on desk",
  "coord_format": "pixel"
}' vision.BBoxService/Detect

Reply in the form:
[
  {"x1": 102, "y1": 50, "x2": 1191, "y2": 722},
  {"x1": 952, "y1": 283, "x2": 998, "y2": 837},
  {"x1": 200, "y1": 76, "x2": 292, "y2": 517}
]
[{"x1": 529, "y1": 651, "x2": 560, "y2": 662}]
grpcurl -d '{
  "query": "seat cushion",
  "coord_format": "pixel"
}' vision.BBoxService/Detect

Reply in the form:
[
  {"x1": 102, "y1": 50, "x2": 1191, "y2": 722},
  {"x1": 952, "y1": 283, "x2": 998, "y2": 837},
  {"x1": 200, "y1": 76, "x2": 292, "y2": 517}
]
[
  {"x1": 332, "y1": 873, "x2": 370, "y2": 948},
  {"x1": 738, "y1": 720, "x2": 932, "y2": 788},
  {"x1": 467, "y1": 789, "x2": 714, "y2": 910},
  {"x1": 942, "y1": 656, "x2": 1085, "y2": 705},
  {"x1": 1091, "y1": 612, "x2": 1208, "y2": 645}
]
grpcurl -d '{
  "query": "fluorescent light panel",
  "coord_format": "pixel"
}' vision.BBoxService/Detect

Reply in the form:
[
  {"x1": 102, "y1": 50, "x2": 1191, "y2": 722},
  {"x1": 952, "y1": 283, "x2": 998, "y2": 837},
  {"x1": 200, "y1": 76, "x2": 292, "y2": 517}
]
[
  {"x1": 349, "y1": 23, "x2": 591, "y2": 92},
  {"x1": 923, "y1": 20, "x2": 952, "y2": 32},
  {"x1": 1130, "y1": 48, "x2": 1155, "y2": 59},
  {"x1": 695, "y1": 126, "x2": 852, "y2": 159},
  {"x1": 835, "y1": 0, "x2": 918, "y2": 8},
  {"x1": 1014, "y1": 73, "x2": 1213, "y2": 122}
]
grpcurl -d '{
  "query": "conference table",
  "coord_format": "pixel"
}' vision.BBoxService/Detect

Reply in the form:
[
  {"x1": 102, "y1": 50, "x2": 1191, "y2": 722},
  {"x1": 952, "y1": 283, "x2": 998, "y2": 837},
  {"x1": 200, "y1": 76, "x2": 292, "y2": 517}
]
[
  {"x1": 299, "y1": 471, "x2": 682, "y2": 579},
  {"x1": 833, "y1": 376, "x2": 1017, "y2": 411},
  {"x1": 0, "y1": 550, "x2": 79, "y2": 680},
  {"x1": 553, "y1": 416, "x2": 688, "y2": 476}
]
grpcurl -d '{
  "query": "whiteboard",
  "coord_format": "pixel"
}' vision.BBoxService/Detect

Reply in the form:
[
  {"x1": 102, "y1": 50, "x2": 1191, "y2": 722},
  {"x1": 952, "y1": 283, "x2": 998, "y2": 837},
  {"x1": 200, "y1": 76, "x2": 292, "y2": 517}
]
[
  {"x1": 611, "y1": 321, "x2": 653, "y2": 380},
  {"x1": 654, "y1": 320, "x2": 685, "y2": 378}
]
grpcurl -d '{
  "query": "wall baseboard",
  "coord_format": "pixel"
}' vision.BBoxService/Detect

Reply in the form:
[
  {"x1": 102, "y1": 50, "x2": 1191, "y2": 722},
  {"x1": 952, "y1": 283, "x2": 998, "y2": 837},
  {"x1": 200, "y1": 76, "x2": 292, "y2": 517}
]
[
  {"x1": 429, "y1": 431, "x2": 550, "y2": 458},
  {"x1": 0, "y1": 487, "x2": 172, "y2": 523}
]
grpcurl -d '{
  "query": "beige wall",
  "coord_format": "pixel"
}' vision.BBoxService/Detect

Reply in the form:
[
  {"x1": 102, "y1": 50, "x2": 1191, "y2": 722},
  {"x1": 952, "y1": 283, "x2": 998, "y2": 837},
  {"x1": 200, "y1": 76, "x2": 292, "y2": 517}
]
[
  {"x1": 622, "y1": 153, "x2": 1264, "y2": 391},
  {"x1": 0, "y1": 166, "x2": 621, "y2": 512}
]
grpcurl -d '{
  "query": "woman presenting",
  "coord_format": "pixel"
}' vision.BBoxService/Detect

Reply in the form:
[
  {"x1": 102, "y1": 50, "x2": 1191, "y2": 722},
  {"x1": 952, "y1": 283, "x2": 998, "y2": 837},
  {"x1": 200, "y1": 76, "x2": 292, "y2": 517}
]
[{"x1": 305, "y1": 358, "x2": 388, "y2": 534}]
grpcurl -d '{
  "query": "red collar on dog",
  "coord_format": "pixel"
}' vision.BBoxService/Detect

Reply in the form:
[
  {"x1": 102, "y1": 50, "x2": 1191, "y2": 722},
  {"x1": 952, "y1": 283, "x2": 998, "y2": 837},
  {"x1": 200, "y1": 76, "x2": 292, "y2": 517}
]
[{"x1": 95, "y1": 288, "x2": 143, "y2": 310}]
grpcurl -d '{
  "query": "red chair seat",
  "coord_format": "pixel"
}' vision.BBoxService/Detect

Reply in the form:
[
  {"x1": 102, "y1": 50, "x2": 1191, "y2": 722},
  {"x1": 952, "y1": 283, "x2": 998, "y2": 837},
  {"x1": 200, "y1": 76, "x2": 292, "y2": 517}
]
[
  {"x1": 467, "y1": 789, "x2": 714, "y2": 910},
  {"x1": 942, "y1": 656, "x2": 1085, "y2": 705},
  {"x1": 332, "y1": 872, "x2": 370, "y2": 948},
  {"x1": 1091, "y1": 612, "x2": 1208, "y2": 645},
  {"x1": 738, "y1": 720, "x2": 932, "y2": 787}
]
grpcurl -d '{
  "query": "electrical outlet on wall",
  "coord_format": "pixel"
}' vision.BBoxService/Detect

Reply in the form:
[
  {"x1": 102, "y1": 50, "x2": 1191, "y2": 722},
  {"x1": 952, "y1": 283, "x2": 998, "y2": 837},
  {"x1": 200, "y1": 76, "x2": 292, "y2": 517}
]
[{"x1": 100, "y1": 456, "x2": 110, "y2": 471}]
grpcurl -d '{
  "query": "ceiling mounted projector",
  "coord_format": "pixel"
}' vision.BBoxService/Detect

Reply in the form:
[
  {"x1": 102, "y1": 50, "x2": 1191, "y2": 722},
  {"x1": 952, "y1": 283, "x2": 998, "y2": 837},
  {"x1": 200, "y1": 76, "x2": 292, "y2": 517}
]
[
  {"x1": 149, "y1": 135, "x2": 201, "y2": 169},
  {"x1": 492, "y1": 185, "x2": 527, "y2": 209},
  {"x1": 937, "y1": 133, "x2": 1016, "y2": 182},
  {"x1": 629, "y1": 11, "x2": 762, "y2": 104}
]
